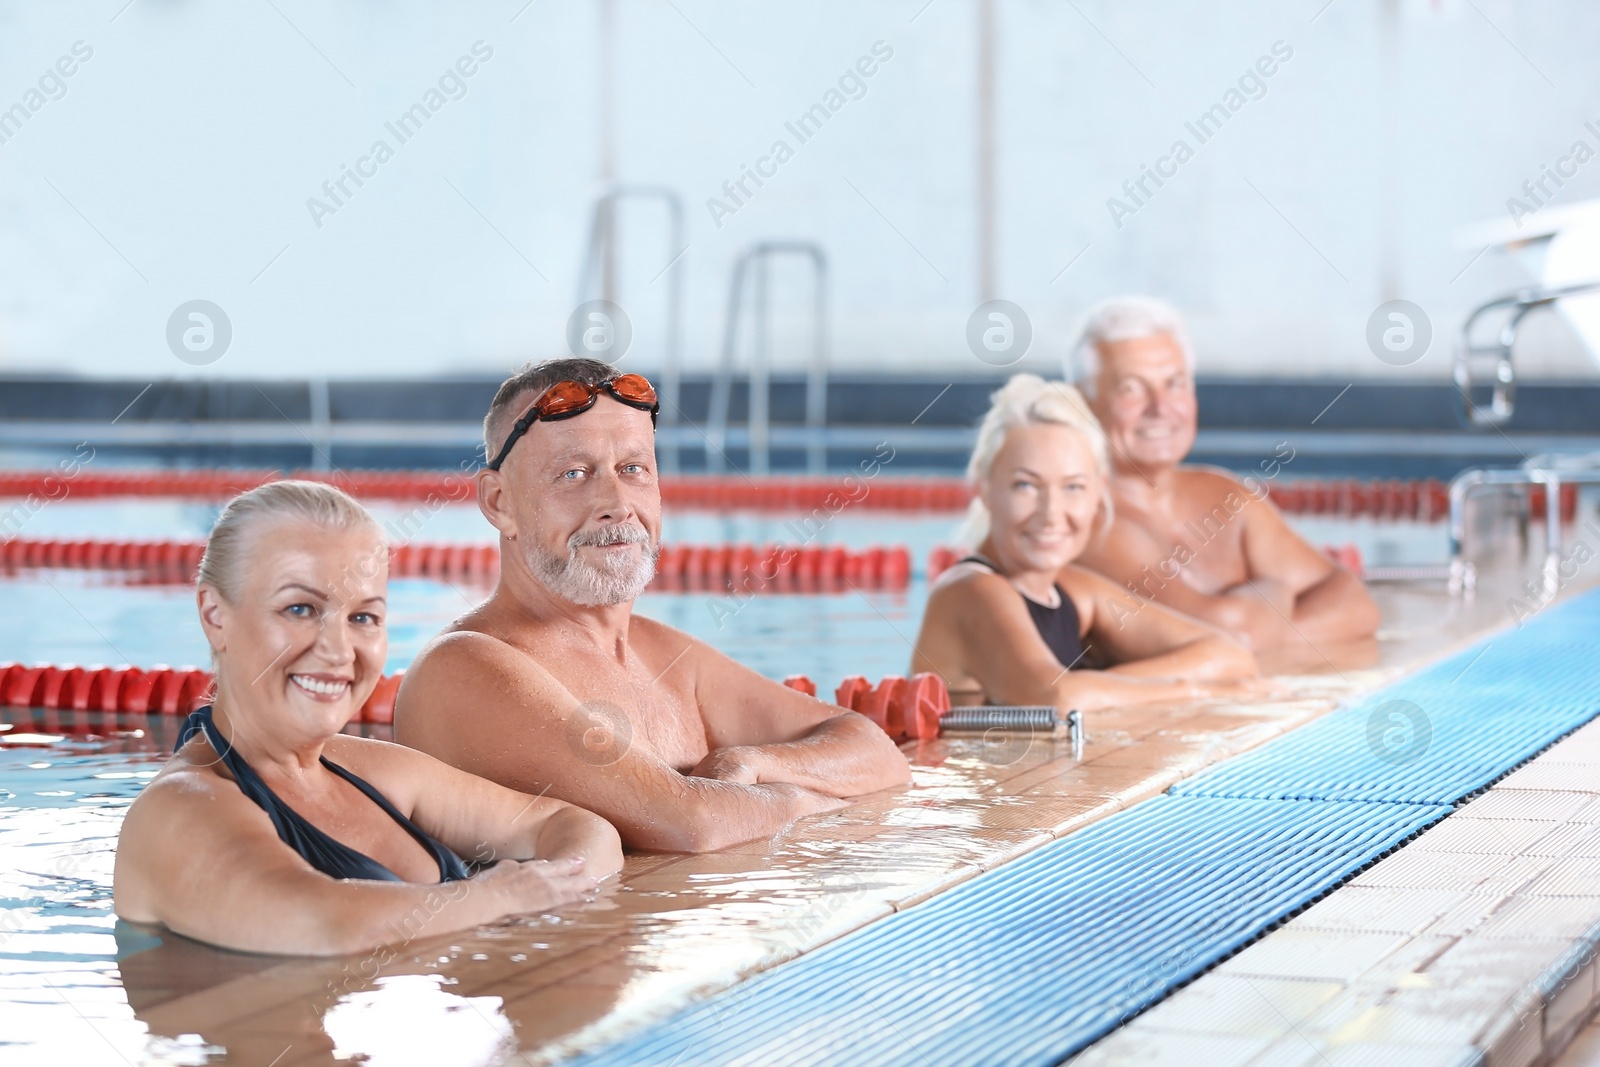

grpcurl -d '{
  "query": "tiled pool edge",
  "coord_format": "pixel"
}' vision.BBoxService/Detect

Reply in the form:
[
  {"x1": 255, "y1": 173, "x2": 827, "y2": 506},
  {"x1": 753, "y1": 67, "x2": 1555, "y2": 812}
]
[
  {"x1": 1072, "y1": 709, "x2": 1600, "y2": 1066},
  {"x1": 553, "y1": 586, "x2": 1600, "y2": 1066}
]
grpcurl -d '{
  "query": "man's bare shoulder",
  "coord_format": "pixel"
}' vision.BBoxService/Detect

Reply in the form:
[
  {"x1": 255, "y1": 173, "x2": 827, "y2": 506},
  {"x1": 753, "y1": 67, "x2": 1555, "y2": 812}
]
[
  {"x1": 1174, "y1": 464, "x2": 1256, "y2": 497},
  {"x1": 396, "y1": 626, "x2": 569, "y2": 735},
  {"x1": 408, "y1": 626, "x2": 526, "y2": 680}
]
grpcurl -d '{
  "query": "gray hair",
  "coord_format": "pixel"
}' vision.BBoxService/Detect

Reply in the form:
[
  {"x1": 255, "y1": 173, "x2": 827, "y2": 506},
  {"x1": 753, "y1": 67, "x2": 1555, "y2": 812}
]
[
  {"x1": 956, "y1": 374, "x2": 1112, "y2": 548},
  {"x1": 483, "y1": 357, "x2": 617, "y2": 464},
  {"x1": 198, "y1": 480, "x2": 383, "y2": 604},
  {"x1": 1068, "y1": 295, "x2": 1195, "y2": 398}
]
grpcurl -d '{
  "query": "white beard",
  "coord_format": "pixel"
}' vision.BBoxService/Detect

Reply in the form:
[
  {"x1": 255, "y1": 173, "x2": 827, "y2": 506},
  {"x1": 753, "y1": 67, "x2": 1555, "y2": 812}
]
[{"x1": 526, "y1": 525, "x2": 657, "y2": 607}]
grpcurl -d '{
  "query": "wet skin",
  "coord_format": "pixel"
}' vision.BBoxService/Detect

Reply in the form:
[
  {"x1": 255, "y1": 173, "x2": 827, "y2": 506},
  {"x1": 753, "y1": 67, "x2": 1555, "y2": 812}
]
[{"x1": 394, "y1": 396, "x2": 910, "y2": 854}]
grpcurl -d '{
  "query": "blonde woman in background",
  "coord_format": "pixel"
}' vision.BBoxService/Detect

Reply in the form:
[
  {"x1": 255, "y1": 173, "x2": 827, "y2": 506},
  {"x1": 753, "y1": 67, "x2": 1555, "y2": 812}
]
[
  {"x1": 910, "y1": 375, "x2": 1257, "y2": 712},
  {"x1": 114, "y1": 481, "x2": 622, "y2": 956}
]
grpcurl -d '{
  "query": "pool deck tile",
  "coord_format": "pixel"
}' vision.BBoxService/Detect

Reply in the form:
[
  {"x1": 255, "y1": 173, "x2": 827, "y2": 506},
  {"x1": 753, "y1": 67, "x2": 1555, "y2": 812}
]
[
  {"x1": 1247, "y1": 1039, "x2": 1480, "y2": 1067},
  {"x1": 1457, "y1": 789, "x2": 1597, "y2": 823},
  {"x1": 1218, "y1": 928, "x2": 1417, "y2": 984},
  {"x1": 1131, "y1": 974, "x2": 1345, "y2": 1038},
  {"x1": 1294, "y1": 885, "x2": 1474, "y2": 937},
  {"x1": 1525, "y1": 858, "x2": 1600, "y2": 897},
  {"x1": 1409, "y1": 817, "x2": 1564, "y2": 856},
  {"x1": 1074, "y1": 705, "x2": 1600, "y2": 1067},
  {"x1": 1069, "y1": 1028, "x2": 1280, "y2": 1067}
]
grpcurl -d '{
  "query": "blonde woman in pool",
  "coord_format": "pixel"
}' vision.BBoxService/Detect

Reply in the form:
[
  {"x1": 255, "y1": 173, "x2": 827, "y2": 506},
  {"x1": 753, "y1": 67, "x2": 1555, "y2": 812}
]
[
  {"x1": 910, "y1": 375, "x2": 1257, "y2": 712},
  {"x1": 114, "y1": 481, "x2": 622, "y2": 956}
]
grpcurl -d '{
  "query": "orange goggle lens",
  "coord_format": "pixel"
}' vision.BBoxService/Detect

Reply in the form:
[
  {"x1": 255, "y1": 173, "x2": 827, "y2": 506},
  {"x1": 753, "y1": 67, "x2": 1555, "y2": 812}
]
[
  {"x1": 534, "y1": 380, "x2": 602, "y2": 418},
  {"x1": 533, "y1": 374, "x2": 658, "y2": 419},
  {"x1": 487, "y1": 373, "x2": 660, "y2": 471},
  {"x1": 608, "y1": 373, "x2": 658, "y2": 406}
]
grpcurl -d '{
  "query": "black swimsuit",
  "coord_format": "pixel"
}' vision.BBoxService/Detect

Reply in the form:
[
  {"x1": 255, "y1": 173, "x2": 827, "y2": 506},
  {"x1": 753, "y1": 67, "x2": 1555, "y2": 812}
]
[
  {"x1": 959, "y1": 555, "x2": 1087, "y2": 669},
  {"x1": 177, "y1": 705, "x2": 470, "y2": 883}
]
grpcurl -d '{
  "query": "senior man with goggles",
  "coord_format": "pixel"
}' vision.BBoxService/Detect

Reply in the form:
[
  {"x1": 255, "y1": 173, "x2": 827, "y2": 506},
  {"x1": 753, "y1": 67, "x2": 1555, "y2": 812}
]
[{"x1": 395, "y1": 358, "x2": 910, "y2": 853}]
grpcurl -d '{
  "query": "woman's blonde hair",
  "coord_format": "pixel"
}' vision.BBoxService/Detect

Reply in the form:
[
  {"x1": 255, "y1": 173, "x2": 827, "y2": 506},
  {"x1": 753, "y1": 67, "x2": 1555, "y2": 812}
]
[
  {"x1": 198, "y1": 480, "x2": 383, "y2": 603},
  {"x1": 956, "y1": 375, "x2": 1113, "y2": 548}
]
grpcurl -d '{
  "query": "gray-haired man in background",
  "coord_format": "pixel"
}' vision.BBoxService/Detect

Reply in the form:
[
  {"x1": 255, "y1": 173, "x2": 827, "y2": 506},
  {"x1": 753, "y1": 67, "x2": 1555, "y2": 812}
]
[{"x1": 1067, "y1": 296, "x2": 1379, "y2": 652}]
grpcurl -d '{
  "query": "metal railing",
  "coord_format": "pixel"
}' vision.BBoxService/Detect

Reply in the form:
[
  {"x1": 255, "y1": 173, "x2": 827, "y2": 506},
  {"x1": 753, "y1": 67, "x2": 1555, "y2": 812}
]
[
  {"x1": 576, "y1": 185, "x2": 687, "y2": 468},
  {"x1": 307, "y1": 378, "x2": 331, "y2": 471},
  {"x1": 706, "y1": 241, "x2": 830, "y2": 475},
  {"x1": 1455, "y1": 280, "x2": 1600, "y2": 429},
  {"x1": 1448, "y1": 454, "x2": 1600, "y2": 593}
]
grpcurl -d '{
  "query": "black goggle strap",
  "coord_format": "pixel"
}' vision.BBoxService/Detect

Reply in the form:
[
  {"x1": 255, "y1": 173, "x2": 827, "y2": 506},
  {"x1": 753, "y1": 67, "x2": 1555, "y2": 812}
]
[{"x1": 485, "y1": 404, "x2": 541, "y2": 472}]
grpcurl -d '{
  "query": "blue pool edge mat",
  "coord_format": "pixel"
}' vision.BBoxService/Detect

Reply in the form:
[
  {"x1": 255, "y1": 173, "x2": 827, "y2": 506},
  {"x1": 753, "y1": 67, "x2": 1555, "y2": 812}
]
[{"x1": 563, "y1": 796, "x2": 1449, "y2": 1067}]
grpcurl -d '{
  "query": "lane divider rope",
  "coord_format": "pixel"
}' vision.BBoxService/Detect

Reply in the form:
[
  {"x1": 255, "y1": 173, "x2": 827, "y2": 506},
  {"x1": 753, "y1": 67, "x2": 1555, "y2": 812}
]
[
  {"x1": 0, "y1": 663, "x2": 404, "y2": 724},
  {"x1": 0, "y1": 471, "x2": 970, "y2": 511},
  {"x1": 0, "y1": 538, "x2": 913, "y2": 591},
  {"x1": 0, "y1": 470, "x2": 1555, "y2": 521},
  {"x1": 11, "y1": 665, "x2": 974, "y2": 740}
]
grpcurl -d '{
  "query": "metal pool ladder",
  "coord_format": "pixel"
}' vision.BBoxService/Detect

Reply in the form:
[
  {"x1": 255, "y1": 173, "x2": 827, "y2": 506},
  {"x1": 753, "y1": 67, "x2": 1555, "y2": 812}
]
[
  {"x1": 576, "y1": 186, "x2": 687, "y2": 469},
  {"x1": 1448, "y1": 281, "x2": 1600, "y2": 591},
  {"x1": 1448, "y1": 453, "x2": 1600, "y2": 594},
  {"x1": 1455, "y1": 279, "x2": 1600, "y2": 429},
  {"x1": 706, "y1": 241, "x2": 831, "y2": 475}
]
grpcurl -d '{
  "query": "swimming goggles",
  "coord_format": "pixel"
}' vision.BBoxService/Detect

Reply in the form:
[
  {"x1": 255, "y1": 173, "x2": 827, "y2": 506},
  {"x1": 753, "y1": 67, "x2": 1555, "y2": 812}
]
[{"x1": 486, "y1": 373, "x2": 660, "y2": 471}]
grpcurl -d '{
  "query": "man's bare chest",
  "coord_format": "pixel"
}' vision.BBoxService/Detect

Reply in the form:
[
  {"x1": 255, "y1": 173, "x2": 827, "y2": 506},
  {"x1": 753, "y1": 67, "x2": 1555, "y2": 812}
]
[
  {"x1": 1136, "y1": 500, "x2": 1252, "y2": 593},
  {"x1": 545, "y1": 650, "x2": 710, "y2": 771}
]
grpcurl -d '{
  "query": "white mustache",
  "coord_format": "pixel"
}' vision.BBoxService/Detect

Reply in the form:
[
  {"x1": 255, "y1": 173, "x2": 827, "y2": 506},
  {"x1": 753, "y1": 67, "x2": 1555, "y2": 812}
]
[{"x1": 569, "y1": 525, "x2": 650, "y2": 550}]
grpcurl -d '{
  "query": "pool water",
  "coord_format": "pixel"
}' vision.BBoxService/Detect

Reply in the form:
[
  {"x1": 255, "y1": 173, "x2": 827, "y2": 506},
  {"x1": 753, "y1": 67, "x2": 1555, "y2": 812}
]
[
  {"x1": 0, "y1": 500, "x2": 1453, "y2": 1065},
  {"x1": 0, "y1": 501, "x2": 1448, "y2": 678}
]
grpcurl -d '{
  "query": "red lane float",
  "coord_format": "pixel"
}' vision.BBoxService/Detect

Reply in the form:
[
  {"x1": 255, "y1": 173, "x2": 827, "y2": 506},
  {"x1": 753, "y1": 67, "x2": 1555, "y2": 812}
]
[
  {"x1": 781, "y1": 672, "x2": 957, "y2": 741},
  {"x1": 780, "y1": 675, "x2": 817, "y2": 697},
  {"x1": 0, "y1": 662, "x2": 403, "y2": 723},
  {"x1": 0, "y1": 537, "x2": 914, "y2": 592},
  {"x1": 0, "y1": 470, "x2": 971, "y2": 512},
  {"x1": 7, "y1": 660, "x2": 938, "y2": 736},
  {"x1": 0, "y1": 471, "x2": 1538, "y2": 523}
]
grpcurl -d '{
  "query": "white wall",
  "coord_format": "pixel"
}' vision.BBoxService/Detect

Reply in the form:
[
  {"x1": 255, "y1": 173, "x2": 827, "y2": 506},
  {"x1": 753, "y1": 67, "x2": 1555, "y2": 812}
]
[{"x1": 2, "y1": 0, "x2": 1599, "y2": 381}]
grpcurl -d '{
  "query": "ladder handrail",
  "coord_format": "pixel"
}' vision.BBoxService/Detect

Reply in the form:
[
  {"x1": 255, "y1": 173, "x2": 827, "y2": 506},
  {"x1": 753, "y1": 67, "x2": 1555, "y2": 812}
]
[
  {"x1": 576, "y1": 185, "x2": 686, "y2": 466},
  {"x1": 707, "y1": 241, "x2": 830, "y2": 474},
  {"x1": 1448, "y1": 460, "x2": 1600, "y2": 594},
  {"x1": 1455, "y1": 279, "x2": 1600, "y2": 429}
]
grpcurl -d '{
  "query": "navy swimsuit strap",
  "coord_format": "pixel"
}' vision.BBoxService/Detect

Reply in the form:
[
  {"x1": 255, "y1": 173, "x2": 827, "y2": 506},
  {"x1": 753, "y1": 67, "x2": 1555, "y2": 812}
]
[
  {"x1": 178, "y1": 706, "x2": 470, "y2": 883},
  {"x1": 956, "y1": 555, "x2": 1086, "y2": 669}
]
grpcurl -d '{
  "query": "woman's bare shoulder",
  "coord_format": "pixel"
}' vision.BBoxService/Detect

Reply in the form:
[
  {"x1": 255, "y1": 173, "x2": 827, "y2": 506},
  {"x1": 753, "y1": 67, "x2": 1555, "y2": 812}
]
[
  {"x1": 1056, "y1": 563, "x2": 1126, "y2": 632},
  {"x1": 117, "y1": 748, "x2": 260, "y2": 878},
  {"x1": 1058, "y1": 562, "x2": 1121, "y2": 596},
  {"x1": 126, "y1": 748, "x2": 237, "y2": 819},
  {"x1": 320, "y1": 731, "x2": 442, "y2": 796},
  {"x1": 929, "y1": 560, "x2": 1009, "y2": 600}
]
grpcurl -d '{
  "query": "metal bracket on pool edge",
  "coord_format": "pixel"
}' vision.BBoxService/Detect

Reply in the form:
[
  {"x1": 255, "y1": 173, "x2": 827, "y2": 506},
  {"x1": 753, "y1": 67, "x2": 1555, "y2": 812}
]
[
  {"x1": 940, "y1": 705, "x2": 1055, "y2": 732},
  {"x1": 941, "y1": 707, "x2": 1084, "y2": 755}
]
